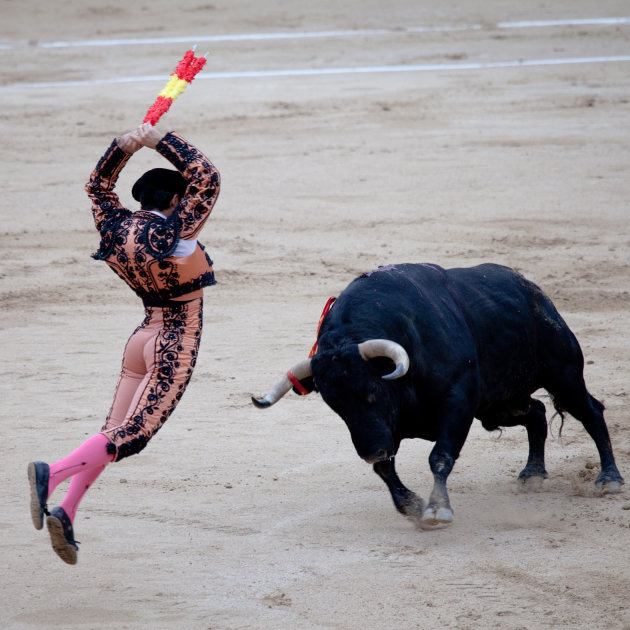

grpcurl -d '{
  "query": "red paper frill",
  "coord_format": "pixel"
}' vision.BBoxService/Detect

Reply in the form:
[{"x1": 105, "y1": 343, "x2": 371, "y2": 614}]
[
  {"x1": 182, "y1": 56, "x2": 207, "y2": 82},
  {"x1": 143, "y1": 96, "x2": 173, "y2": 126}
]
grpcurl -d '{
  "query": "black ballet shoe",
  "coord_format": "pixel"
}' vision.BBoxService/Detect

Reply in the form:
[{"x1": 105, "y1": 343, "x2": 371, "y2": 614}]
[
  {"x1": 46, "y1": 507, "x2": 80, "y2": 565},
  {"x1": 27, "y1": 461, "x2": 50, "y2": 530}
]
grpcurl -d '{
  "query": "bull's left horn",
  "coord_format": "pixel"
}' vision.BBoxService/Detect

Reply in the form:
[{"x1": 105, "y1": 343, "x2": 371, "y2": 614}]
[
  {"x1": 251, "y1": 358, "x2": 313, "y2": 408},
  {"x1": 357, "y1": 339, "x2": 410, "y2": 380}
]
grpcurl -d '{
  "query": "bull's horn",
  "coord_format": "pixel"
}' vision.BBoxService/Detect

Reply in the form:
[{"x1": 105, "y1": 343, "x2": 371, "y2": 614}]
[
  {"x1": 357, "y1": 339, "x2": 410, "y2": 380},
  {"x1": 251, "y1": 358, "x2": 313, "y2": 408}
]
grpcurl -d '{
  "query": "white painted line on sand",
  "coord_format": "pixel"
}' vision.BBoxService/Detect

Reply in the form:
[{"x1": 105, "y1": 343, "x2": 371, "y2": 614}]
[
  {"x1": 2, "y1": 17, "x2": 628, "y2": 51},
  {"x1": 496, "y1": 17, "x2": 630, "y2": 28},
  {"x1": 35, "y1": 26, "x2": 482, "y2": 49},
  {"x1": 4, "y1": 55, "x2": 630, "y2": 90}
]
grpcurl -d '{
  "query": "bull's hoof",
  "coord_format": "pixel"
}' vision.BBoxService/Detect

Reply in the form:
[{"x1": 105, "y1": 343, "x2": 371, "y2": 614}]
[
  {"x1": 596, "y1": 479, "x2": 624, "y2": 495},
  {"x1": 399, "y1": 494, "x2": 426, "y2": 528},
  {"x1": 596, "y1": 469, "x2": 624, "y2": 495},
  {"x1": 516, "y1": 475, "x2": 545, "y2": 493},
  {"x1": 420, "y1": 505, "x2": 453, "y2": 529}
]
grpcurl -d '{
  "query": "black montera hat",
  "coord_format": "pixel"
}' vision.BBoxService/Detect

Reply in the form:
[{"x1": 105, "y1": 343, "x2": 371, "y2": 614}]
[{"x1": 132, "y1": 168, "x2": 187, "y2": 202}]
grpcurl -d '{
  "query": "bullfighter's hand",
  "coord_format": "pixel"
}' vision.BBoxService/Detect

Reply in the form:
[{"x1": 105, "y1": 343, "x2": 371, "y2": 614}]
[
  {"x1": 116, "y1": 131, "x2": 142, "y2": 154},
  {"x1": 133, "y1": 122, "x2": 166, "y2": 149}
]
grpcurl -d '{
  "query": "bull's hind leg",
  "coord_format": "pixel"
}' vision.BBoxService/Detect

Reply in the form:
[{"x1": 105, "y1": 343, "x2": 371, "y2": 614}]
[
  {"x1": 561, "y1": 392, "x2": 623, "y2": 493},
  {"x1": 373, "y1": 458, "x2": 426, "y2": 528},
  {"x1": 487, "y1": 398, "x2": 549, "y2": 490},
  {"x1": 547, "y1": 369, "x2": 624, "y2": 493},
  {"x1": 516, "y1": 399, "x2": 549, "y2": 490}
]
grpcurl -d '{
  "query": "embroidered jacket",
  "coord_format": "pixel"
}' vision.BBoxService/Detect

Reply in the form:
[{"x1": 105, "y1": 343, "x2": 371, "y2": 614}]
[{"x1": 86, "y1": 132, "x2": 220, "y2": 304}]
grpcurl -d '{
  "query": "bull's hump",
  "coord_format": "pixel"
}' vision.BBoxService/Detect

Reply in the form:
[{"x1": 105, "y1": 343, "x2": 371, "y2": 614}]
[
  {"x1": 362, "y1": 264, "x2": 399, "y2": 277},
  {"x1": 361, "y1": 263, "x2": 443, "y2": 279}
]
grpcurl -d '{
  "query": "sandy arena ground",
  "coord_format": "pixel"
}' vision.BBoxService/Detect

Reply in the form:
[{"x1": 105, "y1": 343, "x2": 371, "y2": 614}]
[{"x1": 1, "y1": 1, "x2": 629, "y2": 628}]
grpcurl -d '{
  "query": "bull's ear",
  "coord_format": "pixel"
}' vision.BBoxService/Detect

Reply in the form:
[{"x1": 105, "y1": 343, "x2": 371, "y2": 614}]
[{"x1": 292, "y1": 375, "x2": 316, "y2": 395}]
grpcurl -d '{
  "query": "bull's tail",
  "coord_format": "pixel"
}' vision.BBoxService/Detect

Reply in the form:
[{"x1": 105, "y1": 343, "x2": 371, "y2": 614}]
[
  {"x1": 549, "y1": 390, "x2": 606, "y2": 439},
  {"x1": 549, "y1": 394, "x2": 567, "y2": 438}
]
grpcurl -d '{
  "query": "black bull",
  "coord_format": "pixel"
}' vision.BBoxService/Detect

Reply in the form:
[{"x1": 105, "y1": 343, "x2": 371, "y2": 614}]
[{"x1": 253, "y1": 263, "x2": 623, "y2": 528}]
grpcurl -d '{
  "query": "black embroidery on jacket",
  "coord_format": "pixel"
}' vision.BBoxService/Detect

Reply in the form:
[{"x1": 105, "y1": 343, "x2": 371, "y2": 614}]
[
  {"x1": 157, "y1": 132, "x2": 201, "y2": 169},
  {"x1": 141, "y1": 214, "x2": 180, "y2": 260}
]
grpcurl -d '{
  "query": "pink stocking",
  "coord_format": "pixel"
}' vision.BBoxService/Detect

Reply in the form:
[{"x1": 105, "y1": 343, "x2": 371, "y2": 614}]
[
  {"x1": 48, "y1": 433, "x2": 114, "y2": 500},
  {"x1": 60, "y1": 464, "x2": 107, "y2": 523}
]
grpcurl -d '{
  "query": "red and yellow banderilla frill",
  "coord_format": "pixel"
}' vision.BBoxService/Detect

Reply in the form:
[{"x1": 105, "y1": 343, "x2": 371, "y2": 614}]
[{"x1": 143, "y1": 48, "x2": 208, "y2": 126}]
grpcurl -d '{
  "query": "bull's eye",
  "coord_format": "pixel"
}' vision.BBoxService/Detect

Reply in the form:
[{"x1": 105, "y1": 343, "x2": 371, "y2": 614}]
[{"x1": 366, "y1": 393, "x2": 377, "y2": 405}]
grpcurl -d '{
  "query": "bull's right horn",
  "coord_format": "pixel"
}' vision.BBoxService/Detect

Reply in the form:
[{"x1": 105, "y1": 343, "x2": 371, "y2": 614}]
[
  {"x1": 357, "y1": 339, "x2": 410, "y2": 380},
  {"x1": 251, "y1": 358, "x2": 313, "y2": 408}
]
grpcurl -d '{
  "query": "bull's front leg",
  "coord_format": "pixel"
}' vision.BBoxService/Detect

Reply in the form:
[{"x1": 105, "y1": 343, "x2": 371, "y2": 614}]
[
  {"x1": 423, "y1": 448, "x2": 455, "y2": 527},
  {"x1": 423, "y1": 402, "x2": 474, "y2": 528},
  {"x1": 373, "y1": 458, "x2": 425, "y2": 528}
]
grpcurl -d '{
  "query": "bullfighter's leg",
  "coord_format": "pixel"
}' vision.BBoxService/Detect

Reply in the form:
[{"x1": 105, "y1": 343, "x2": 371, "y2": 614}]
[
  {"x1": 373, "y1": 458, "x2": 426, "y2": 527},
  {"x1": 548, "y1": 379, "x2": 623, "y2": 493}
]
